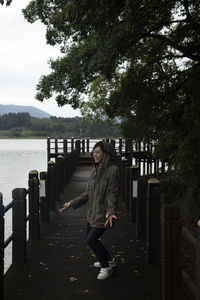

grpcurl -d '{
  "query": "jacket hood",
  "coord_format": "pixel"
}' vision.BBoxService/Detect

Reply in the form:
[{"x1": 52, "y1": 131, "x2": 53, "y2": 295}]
[
  {"x1": 91, "y1": 141, "x2": 117, "y2": 186},
  {"x1": 102, "y1": 141, "x2": 117, "y2": 163}
]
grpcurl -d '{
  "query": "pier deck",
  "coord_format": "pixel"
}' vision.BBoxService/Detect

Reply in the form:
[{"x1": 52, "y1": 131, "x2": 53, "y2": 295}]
[{"x1": 4, "y1": 165, "x2": 161, "y2": 300}]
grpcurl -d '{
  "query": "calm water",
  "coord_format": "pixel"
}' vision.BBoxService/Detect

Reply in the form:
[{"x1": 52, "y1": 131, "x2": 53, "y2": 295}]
[{"x1": 0, "y1": 139, "x2": 47, "y2": 272}]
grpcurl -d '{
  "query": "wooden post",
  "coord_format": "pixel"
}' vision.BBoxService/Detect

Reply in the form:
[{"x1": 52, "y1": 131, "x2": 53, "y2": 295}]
[
  {"x1": 63, "y1": 140, "x2": 68, "y2": 187},
  {"x1": 111, "y1": 139, "x2": 115, "y2": 149},
  {"x1": 28, "y1": 170, "x2": 40, "y2": 239},
  {"x1": 40, "y1": 172, "x2": 49, "y2": 222},
  {"x1": 64, "y1": 138, "x2": 68, "y2": 154},
  {"x1": 147, "y1": 143, "x2": 152, "y2": 175},
  {"x1": 116, "y1": 153, "x2": 122, "y2": 168},
  {"x1": 125, "y1": 138, "x2": 132, "y2": 153},
  {"x1": 136, "y1": 177, "x2": 148, "y2": 239},
  {"x1": 196, "y1": 220, "x2": 200, "y2": 300},
  {"x1": 119, "y1": 138, "x2": 122, "y2": 154},
  {"x1": 161, "y1": 161, "x2": 165, "y2": 174},
  {"x1": 75, "y1": 139, "x2": 81, "y2": 154},
  {"x1": 71, "y1": 137, "x2": 74, "y2": 152},
  {"x1": 147, "y1": 178, "x2": 160, "y2": 264},
  {"x1": 162, "y1": 205, "x2": 180, "y2": 300},
  {"x1": 56, "y1": 155, "x2": 61, "y2": 196},
  {"x1": 47, "y1": 160, "x2": 56, "y2": 210},
  {"x1": 82, "y1": 139, "x2": 85, "y2": 154},
  {"x1": 0, "y1": 193, "x2": 4, "y2": 300},
  {"x1": 129, "y1": 165, "x2": 140, "y2": 223},
  {"x1": 137, "y1": 142, "x2": 141, "y2": 172},
  {"x1": 120, "y1": 157, "x2": 128, "y2": 206},
  {"x1": 56, "y1": 155, "x2": 65, "y2": 196},
  {"x1": 47, "y1": 137, "x2": 51, "y2": 162},
  {"x1": 12, "y1": 188, "x2": 27, "y2": 264},
  {"x1": 142, "y1": 142, "x2": 146, "y2": 176},
  {"x1": 125, "y1": 167, "x2": 130, "y2": 210},
  {"x1": 87, "y1": 139, "x2": 90, "y2": 152},
  {"x1": 55, "y1": 138, "x2": 58, "y2": 156}
]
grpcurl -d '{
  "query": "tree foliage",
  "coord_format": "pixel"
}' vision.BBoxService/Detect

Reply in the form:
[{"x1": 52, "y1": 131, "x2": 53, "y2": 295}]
[
  {"x1": 22, "y1": 1, "x2": 200, "y2": 217},
  {"x1": 0, "y1": 0, "x2": 12, "y2": 6},
  {"x1": 0, "y1": 112, "x2": 30, "y2": 129},
  {"x1": 0, "y1": 113, "x2": 120, "y2": 138}
]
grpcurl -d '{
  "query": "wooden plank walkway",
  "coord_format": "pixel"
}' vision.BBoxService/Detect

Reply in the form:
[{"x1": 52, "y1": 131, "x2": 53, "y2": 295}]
[{"x1": 4, "y1": 165, "x2": 161, "y2": 300}]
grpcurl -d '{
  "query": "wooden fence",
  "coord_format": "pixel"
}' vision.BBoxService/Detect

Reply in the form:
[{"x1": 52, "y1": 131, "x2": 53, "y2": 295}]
[
  {"x1": 0, "y1": 146, "x2": 79, "y2": 300},
  {"x1": 47, "y1": 137, "x2": 167, "y2": 176},
  {"x1": 118, "y1": 156, "x2": 200, "y2": 300}
]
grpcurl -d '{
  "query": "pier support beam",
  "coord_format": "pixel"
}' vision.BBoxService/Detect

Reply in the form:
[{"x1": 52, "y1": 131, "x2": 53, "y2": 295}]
[
  {"x1": 12, "y1": 188, "x2": 27, "y2": 264},
  {"x1": 28, "y1": 170, "x2": 40, "y2": 239}
]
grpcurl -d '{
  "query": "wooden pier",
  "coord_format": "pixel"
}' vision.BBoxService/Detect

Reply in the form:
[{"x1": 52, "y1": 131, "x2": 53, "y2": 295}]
[
  {"x1": 1, "y1": 138, "x2": 199, "y2": 300},
  {"x1": 3, "y1": 164, "x2": 161, "y2": 300}
]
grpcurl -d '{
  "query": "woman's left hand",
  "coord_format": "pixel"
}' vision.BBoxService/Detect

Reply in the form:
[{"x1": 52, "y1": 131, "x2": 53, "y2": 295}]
[{"x1": 104, "y1": 213, "x2": 117, "y2": 228}]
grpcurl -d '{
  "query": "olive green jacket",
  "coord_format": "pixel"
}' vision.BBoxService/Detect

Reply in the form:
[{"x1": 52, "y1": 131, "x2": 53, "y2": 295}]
[{"x1": 70, "y1": 143, "x2": 120, "y2": 228}]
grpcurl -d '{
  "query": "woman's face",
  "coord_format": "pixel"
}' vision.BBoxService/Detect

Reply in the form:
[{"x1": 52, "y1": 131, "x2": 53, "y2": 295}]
[{"x1": 93, "y1": 146, "x2": 103, "y2": 163}]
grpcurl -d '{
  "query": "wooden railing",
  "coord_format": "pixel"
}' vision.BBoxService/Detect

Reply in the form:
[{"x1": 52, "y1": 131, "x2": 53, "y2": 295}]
[
  {"x1": 118, "y1": 154, "x2": 200, "y2": 300},
  {"x1": 0, "y1": 147, "x2": 80, "y2": 300},
  {"x1": 47, "y1": 137, "x2": 127, "y2": 160},
  {"x1": 47, "y1": 137, "x2": 168, "y2": 176}
]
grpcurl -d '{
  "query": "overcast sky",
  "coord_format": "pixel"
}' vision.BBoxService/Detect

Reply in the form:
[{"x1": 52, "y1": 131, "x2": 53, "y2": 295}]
[{"x1": 0, "y1": 0, "x2": 80, "y2": 118}]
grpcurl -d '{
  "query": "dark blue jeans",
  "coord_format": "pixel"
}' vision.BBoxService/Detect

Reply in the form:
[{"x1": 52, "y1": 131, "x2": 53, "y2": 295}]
[{"x1": 86, "y1": 222, "x2": 111, "y2": 268}]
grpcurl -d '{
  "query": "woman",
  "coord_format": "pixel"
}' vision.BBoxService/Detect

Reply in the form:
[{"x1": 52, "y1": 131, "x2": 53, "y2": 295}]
[{"x1": 59, "y1": 141, "x2": 120, "y2": 280}]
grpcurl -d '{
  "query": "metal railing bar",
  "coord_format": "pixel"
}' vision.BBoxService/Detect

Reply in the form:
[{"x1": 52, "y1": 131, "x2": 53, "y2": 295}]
[
  {"x1": 4, "y1": 202, "x2": 12, "y2": 214},
  {"x1": 4, "y1": 234, "x2": 13, "y2": 249}
]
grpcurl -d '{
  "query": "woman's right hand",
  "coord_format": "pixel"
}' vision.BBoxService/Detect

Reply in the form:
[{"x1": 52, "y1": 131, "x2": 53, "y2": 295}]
[{"x1": 59, "y1": 201, "x2": 71, "y2": 212}]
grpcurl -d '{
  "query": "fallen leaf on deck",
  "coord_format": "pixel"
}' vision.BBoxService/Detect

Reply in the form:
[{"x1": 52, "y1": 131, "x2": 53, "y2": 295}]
[
  {"x1": 69, "y1": 277, "x2": 78, "y2": 282},
  {"x1": 134, "y1": 270, "x2": 140, "y2": 276}
]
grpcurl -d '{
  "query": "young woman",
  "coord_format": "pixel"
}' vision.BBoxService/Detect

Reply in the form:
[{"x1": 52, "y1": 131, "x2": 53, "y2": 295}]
[{"x1": 59, "y1": 141, "x2": 120, "y2": 280}]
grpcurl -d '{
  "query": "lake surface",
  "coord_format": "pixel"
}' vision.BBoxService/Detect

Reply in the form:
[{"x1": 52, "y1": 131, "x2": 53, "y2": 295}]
[{"x1": 0, "y1": 139, "x2": 47, "y2": 272}]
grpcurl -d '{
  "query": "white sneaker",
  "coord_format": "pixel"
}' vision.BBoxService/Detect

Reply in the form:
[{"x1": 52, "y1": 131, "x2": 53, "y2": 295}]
[
  {"x1": 97, "y1": 267, "x2": 113, "y2": 280},
  {"x1": 94, "y1": 257, "x2": 117, "y2": 268}
]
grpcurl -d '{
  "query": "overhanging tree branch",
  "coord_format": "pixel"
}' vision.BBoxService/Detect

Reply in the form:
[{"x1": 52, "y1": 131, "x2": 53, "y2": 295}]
[{"x1": 149, "y1": 33, "x2": 200, "y2": 62}]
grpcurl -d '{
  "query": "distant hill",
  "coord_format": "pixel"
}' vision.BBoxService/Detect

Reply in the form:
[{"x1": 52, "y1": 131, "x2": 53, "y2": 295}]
[{"x1": 0, "y1": 104, "x2": 51, "y2": 119}]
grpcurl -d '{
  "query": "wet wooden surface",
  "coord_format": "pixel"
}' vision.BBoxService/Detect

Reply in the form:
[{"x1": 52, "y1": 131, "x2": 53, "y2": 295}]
[{"x1": 4, "y1": 166, "x2": 161, "y2": 300}]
